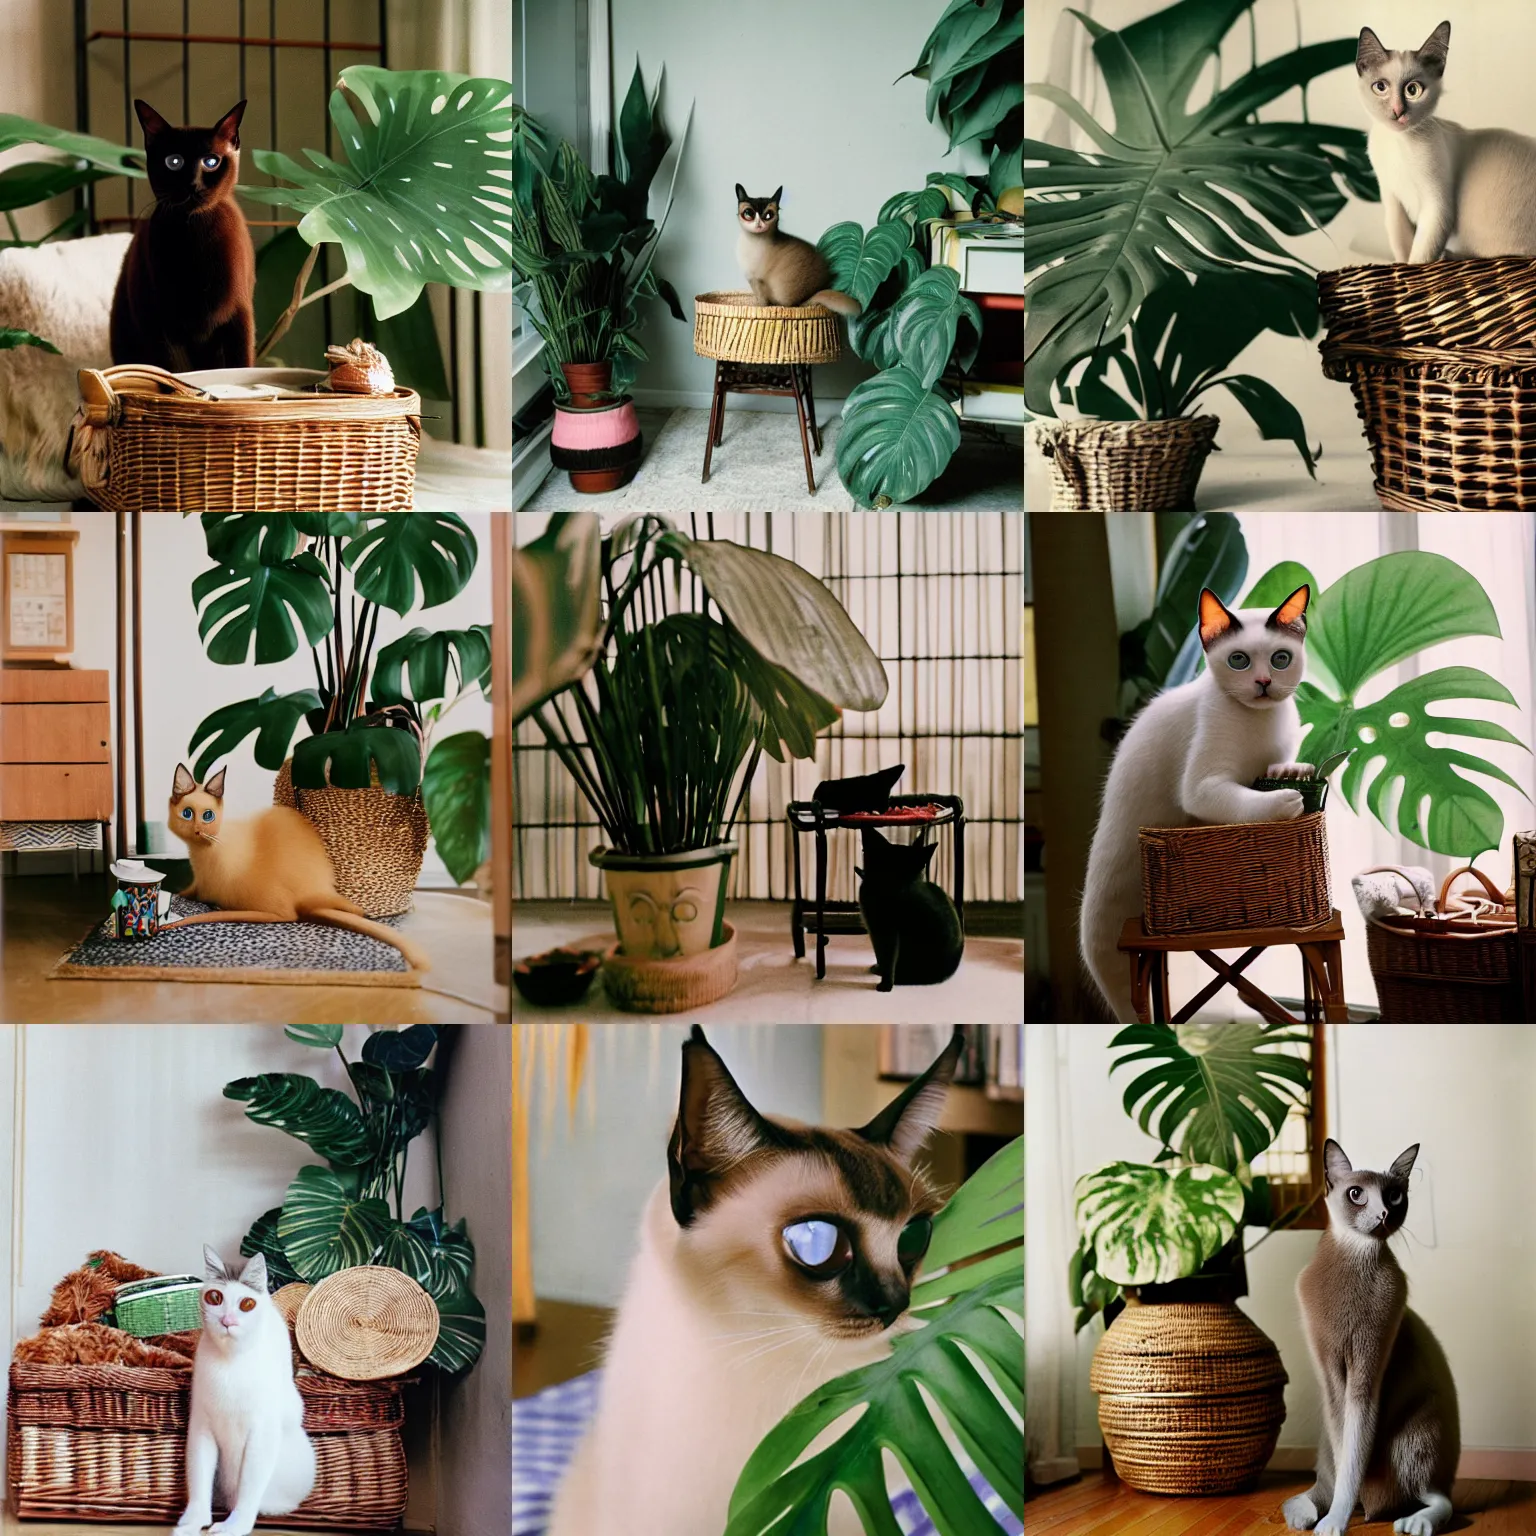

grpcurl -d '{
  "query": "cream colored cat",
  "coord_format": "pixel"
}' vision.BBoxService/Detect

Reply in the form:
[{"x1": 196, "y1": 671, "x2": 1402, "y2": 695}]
[
  {"x1": 736, "y1": 185, "x2": 861, "y2": 315},
  {"x1": 163, "y1": 763, "x2": 429, "y2": 970}
]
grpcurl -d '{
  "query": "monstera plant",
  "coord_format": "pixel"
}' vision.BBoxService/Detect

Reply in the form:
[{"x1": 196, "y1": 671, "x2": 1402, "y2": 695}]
[
  {"x1": 185, "y1": 512, "x2": 492, "y2": 884},
  {"x1": 1070, "y1": 1022, "x2": 1310, "y2": 1330},
  {"x1": 726, "y1": 1137, "x2": 1022, "y2": 1536},
  {"x1": 226, "y1": 1024, "x2": 483, "y2": 1372}
]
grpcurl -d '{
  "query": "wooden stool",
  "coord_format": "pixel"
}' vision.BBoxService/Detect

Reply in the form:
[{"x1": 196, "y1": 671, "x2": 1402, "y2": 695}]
[
  {"x1": 702, "y1": 360, "x2": 822, "y2": 494},
  {"x1": 1117, "y1": 911, "x2": 1348, "y2": 1023}
]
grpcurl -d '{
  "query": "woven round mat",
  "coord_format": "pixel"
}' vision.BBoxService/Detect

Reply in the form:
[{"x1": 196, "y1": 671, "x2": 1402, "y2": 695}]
[
  {"x1": 296, "y1": 1267, "x2": 438, "y2": 1381},
  {"x1": 272, "y1": 1282, "x2": 312, "y2": 1329}
]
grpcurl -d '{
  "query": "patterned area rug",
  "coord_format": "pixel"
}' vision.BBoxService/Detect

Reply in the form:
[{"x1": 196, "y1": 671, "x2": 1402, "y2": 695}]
[{"x1": 48, "y1": 894, "x2": 421, "y2": 986}]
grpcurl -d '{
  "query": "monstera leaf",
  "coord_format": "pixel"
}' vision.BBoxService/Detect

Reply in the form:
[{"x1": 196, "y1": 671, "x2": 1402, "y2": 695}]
[
  {"x1": 725, "y1": 1139, "x2": 1021, "y2": 1536},
  {"x1": 343, "y1": 511, "x2": 477, "y2": 614},
  {"x1": 362, "y1": 1024, "x2": 439, "y2": 1072},
  {"x1": 199, "y1": 513, "x2": 305, "y2": 567},
  {"x1": 512, "y1": 512, "x2": 603, "y2": 724},
  {"x1": 421, "y1": 730, "x2": 491, "y2": 883},
  {"x1": 429, "y1": 1279, "x2": 487, "y2": 1373},
  {"x1": 1074, "y1": 1160, "x2": 1244, "y2": 1286},
  {"x1": 277, "y1": 1166, "x2": 393, "y2": 1281},
  {"x1": 224, "y1": 1073, "x2": 375, "y2": 1167},
  {"x1": 0, "y1": 326, "x2": 60, "y2": 351},
  {"x1": 292, "y1": 718, "x2": 424, "y2": 794},
  {"x1": 192, "y1": 554, "x2": 333, "y2": 665},
  {"x1": 372, "y1": 625, "x2": 492, "y2": 704},
  {"x1": 835, "y1": 366, "x2": 961, "y2": 508},
  {"x1": 0, "y1": 115, "x2": 144, "y2": 177},
  {"x1": 815, "y1": 220, "x2": 910, "y2": 309},
  {"x1": 238, "y1": 1207, "x2": 304, "y2": 1290},
  {"x1": 188, "y1": 687, "x2": 323, "y2": 780},
  {"x1": 1067, "y1": 1238, "x2": 1122, "y2": 1332},
  {"x1": 1109, "y1": 1022, "x2": 1310, "y2": 1170},
  {"x1": 239, "y1": 67, "x2": 513, "y2": 319},
  {"x1": 887, "y1": 267, "x2": 982, "y2": 389}
]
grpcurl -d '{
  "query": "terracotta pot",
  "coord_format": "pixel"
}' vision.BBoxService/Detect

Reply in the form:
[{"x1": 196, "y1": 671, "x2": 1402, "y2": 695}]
[
  {"x1": 588, "y1": 843, "x2": 736, "y2": 958},
  {"x1": 560, "y1": 360, "x2": 615, "y2": 407},
  {"x1": 551, "y1": 396, "x2": 643, "y2": 494}
]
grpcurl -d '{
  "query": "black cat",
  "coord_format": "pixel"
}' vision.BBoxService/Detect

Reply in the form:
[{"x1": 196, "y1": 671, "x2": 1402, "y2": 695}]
[{"x1": 856, "y1": 827, "x2": 964, "y2": 991}]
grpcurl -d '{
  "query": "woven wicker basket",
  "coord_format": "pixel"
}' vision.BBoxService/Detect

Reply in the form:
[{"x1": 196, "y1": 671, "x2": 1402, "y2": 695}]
[
  {"x1": 73, "y1": 365, "x2": 421, "y2": 512},
  {"x1": 297, "y1": 1267, "x2": 439, "y2": 1381},
  {"x1": 275, "y1": 757, "x2": 428, "y2": 918},
  {"x1": 1140, "y1": 813, "x2": 1331, "y2": 936},
  {"x1": 6, "y1": 1361, "x2": 407, "y2": 1528},
  {"x1": 600, "y1": 922, "x2": 740, "y2": 1013},
  {"x1": 1318, "y1": 259, "x2": 1536, "y2": 510},
  {"x1": 693, "y1": 291, "x2": 840, "y2": 364},
  {"x1": 1031, "y1": 416, "x2": 1219, "y2": 511},
  {"x1": 1090, "y1": 1299, "x2": 1287, "y2": 1495}
]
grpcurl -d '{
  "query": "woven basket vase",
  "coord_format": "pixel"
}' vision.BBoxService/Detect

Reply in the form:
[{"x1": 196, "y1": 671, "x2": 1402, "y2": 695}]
[
  {"x1": 693, "y1": 291, "x2": 840, "y2": 365},
  {"x1": 275, "y1": 757, "x2": 428, "y2": 918},
  {"x1": 1090, "y1": 1299, "x2": 1287, "y2": 1495},
  {"x1": 1031, "y1": 417, "x2": 1219, "y2": 511},
  {"x1": 1140, "y1": 813, "x2": 1331, "y2": 936},
  {"x1": 6, "y1": 1362, "x2": 407, "y2": 1528},
  {"x1": 1319, "y1": 258, "x2": 1536, "y2": 510},
  {"x1": 73, "y1": 365, "x2": 421, "y2": 512}
]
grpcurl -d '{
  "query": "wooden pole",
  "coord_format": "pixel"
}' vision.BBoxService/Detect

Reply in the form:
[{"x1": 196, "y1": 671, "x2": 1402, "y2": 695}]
[
  {"x1": 114, "y1": 511, "x2": 127, "y2": 869},
  {"x1": 131, "y1": 510, "x2": 145, "y2": 855}
]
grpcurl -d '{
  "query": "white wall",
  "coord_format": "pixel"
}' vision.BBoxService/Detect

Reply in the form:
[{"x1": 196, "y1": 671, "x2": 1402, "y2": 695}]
[
  {"x1": 1050, "y1": 1025, "x2": 1536, "y2": 1465},
  {"x1": 528, "y1": 1023, "x2": 824, "y2": 1306},
  {"x1": 61, "y1": 511, "x2": 494, "y2": 886}
]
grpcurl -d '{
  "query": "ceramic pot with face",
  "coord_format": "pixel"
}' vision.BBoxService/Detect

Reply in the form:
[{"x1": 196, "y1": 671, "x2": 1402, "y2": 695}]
[{"x1": 588, "y1": 844, "x2": 737, "y2": 958}]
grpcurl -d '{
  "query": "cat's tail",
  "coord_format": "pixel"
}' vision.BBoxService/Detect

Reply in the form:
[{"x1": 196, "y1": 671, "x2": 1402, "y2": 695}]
[
  {"x1": 303, "y1": 906, "x2": 431, "y2": 972},
  {"x1": 808, "y1": 288, "x2": 861, "y2": 317},
  {"x1": 1079, "y1": 848, "x2": 1143, "y2": 1025}
]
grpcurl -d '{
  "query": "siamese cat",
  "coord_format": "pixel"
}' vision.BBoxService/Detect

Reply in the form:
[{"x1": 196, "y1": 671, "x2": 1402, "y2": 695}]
[
  {"x1": 736, "y1": 185, "x2": 861, "y2": 315},
  {"x1": 111, "y1": 100, "x2": 256, "y2": 369},
  {"x1": 1358, "y1": 22, "x2": 1536, "y2": 262},
  {"x1": 1080, "y1": 585, "x2": 1312, "y2": 1022},
  {"x1": 173, "y1": 1248, "x2": 315, "y2": 1536},
  {"x1": 162, "y1": 763, "x2": 430, "y2": 970},
  {"x1": 1284, "y1": 1141, "x2": 1459, "y2": 1536},
  {"x1": 547, "y1": 1024, "x2": 963, "y2": 1536},
  {"x1": 856, "y1": 826, "x2": 964, "y2": 989}
]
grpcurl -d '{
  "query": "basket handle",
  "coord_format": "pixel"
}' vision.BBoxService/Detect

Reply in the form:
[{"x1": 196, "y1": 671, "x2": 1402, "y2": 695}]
[
  {"x1": 1438, "y1": 864, "x2": 1510, "y2": 914},
  {"x1": 76, "y1": 365, "x2": 211, "y2": 424},
  {"x1": 1356, "y1": 865, "x2": 1431, "y2": 915}
]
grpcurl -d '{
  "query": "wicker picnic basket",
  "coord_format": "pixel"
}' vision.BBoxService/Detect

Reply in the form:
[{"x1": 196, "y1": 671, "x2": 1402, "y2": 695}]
[
  {"x1": 1319, "y1": 259, "x2": 1536, "y2": 510},
  {"x1": 1090, "y1": 1297, "x2": 1287, "y2": 1495},
  {"x1": 72, "y1": 365, "x2": 421, "y2": 512},
  {"x1": 275, "y1": 757, "x2": 428, "y2": 918},
  {"x1": 1139, "y1": 813, "x2": 1331, "y2": 936},
  {"x1": 693, "y1": 291, "x2": 840, "y2": 365},
  {"x1": 5, "y1": 1360, "x2": 407, "y2": 1527},
  {"x1": 1364, "y1": 865, "x2": 1521, "y2": 1021},
  {"x1": 1030, "y1": 416, "x2": 1219, "y2": 511}
]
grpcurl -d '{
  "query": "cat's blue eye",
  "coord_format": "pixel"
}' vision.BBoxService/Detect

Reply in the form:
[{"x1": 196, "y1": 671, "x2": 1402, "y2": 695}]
[
  {"x1": 1227, "y1": 652, "x2": 1251, "y2": 670},
  {"x1": 201, "y1": 809, "x2": 214, "y2": 822},
  {"x1": 201, "y1": 155, "x2": 221, "y2": 171},
  {"x1": 782, "y1": 1219, "x2": 850, "y2": 1275},
  {"x1": 181, "y1": 807, "x2": 192, "y2": 819},
  {"x1": 898, "y1": 1215, "x2": 933, "y2": 1268},
  {"x1": 164, "y1": 154, "x2": 184, "y2": 170},
  {"x1": 1272, "y1": 649, "x2": 1293, "y2": 669}
]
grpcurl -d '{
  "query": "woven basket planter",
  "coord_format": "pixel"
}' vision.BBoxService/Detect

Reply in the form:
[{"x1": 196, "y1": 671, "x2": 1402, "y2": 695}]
[
  {"x1": 1319, "y1": 259, "x2": 1536, "y2": 510},
  {"x1": 1140, "y1": 813, "x2": 1331, "y2": 935},
  {"x1": 1090, "y1": 1298, "x2": 1287, "y2": 1495},
  {"x1": 1030, "y1": 416, "x2": 1219, "y2": 511},
  {"x1": 5, "y1": 1361, "x2": 407, "y2": 1528},
  {"x1": 601, "y1": 922, "x2": 740, "y2": 1013},
  {"x1": 275, "y1": 757, "x2": 428, "y2": 918},
  {"x1": 693, "y1": 291, "x2": 840, "y2": 365},
  {"x1": 73, "y1": 365, "x2": 421, "y2": 512}
]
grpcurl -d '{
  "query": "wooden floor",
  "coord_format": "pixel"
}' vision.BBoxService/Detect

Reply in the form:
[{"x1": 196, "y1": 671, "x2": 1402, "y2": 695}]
[
  {"x1": 1025, "y1": 1469, "x2": 1534, "y2": 1533},
  {"x1": 513, "y1": 1298, "x2": 614, "y2": 1400}
]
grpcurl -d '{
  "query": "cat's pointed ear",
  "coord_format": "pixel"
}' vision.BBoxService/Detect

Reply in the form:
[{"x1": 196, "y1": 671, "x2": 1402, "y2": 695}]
[
  {"x1": 735, "y1": 183, "x2": 748, "y2": 203},
  {"x1": 213, "y1": 100, "x2": 247, "y2": 149},
  {"x1": 134, "y1": 99, "x2": 171, "y2": 138},
  {"x1": 1389, "y1": 1143, "x2": 1420, "y2": 1182},
  {"x1": 668, "y1": 1026, "x2": 774, "y2": 1226},
  {"x1": 914, "y1": 841, "x2": 939, "y2": 873},
  {"x1": 1323, "y1": 1138, "x2": 1353, "y2": 1189},
  {"x1": 1266, "y1": 584, "x2": 1309, "y2": 637},
  {"x1": 172, "y1": 763, "x2": 196, "y2": 799},
  {"x1": 1419, "y1": 21, "x2": 1451, "y2": 73},
  {"x1": 203, "y1": 1245, "x2": 231, "y2": 1281},
  {"x1": 856, "y1": 1027, "x2": 963, "y2": 1162},
  {"x1": 1356, "y1": 27, "x2": 1388, "y2": 74},
  {"x1": 205, "y1": 766, "x2": 227, "y2": 800},
  {"x1": 1198, "y1": 588, "x2": 1241, "y2": 649},
  {"x1": 239, "y1": 1250, "x2": 268, "y2": 1293},
  {"x1": 770, "y1": 186, "x2": 783, "y2": 204}
]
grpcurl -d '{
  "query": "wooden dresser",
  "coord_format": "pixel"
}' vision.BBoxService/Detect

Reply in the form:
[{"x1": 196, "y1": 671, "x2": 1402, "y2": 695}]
[{"x1": 0, "y1": 669, "x2": 113, "y2": 866}]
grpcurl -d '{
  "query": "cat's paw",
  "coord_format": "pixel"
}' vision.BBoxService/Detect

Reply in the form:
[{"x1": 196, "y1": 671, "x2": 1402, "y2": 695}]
[
  {"x1": 1264, "y1": 787, "x2": 1306, "y2": 820},
  {"x1": 1282, "y1": 1493, "x2": 1320, "y2": 1530},
  {"x1": 1314, "y1": 1515, "x2": 1351, "y2": 1536},
  {"x1": 876, "y1": 977, "x2": 894, "y2": 992},
  {"x1": 1394, "y1": 1516, "x2": 1440, "y2": 1536},
  {"x1": 172, "y1": 1518, "x2": 211, "y2": 1536},
  {"x1": 206, "y1": 1521, "x2": 254, "y2": 1536},
  {"x1": 1265, "y1": 761, "x2": 1314, "y2": 779}
]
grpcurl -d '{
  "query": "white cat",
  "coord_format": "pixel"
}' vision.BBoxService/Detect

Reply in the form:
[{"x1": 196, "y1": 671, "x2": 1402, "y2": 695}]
[
  {"x1": 546, "y1": 1025, "x2": 961, "y2": 1536},
  {"x1": 172, "y1": 1248, "x2": 316, "y2": 1536},
  {"x1": 1079, "y1": 585, "x2": 1313, "y2": 1023},
  {"x1": 1357, "y1": 21, "x2": 1536, "y2": 263}
]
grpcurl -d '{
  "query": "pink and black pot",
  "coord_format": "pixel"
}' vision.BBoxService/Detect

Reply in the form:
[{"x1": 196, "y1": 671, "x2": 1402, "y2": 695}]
[{"x1": 551, "y1": 395, "x2": 643, "y2": 493}]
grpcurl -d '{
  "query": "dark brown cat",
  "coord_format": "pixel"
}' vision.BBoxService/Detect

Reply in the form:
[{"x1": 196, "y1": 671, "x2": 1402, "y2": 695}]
[{"x1": 110, "y1": 100, "x2": 256, "y2": 371}]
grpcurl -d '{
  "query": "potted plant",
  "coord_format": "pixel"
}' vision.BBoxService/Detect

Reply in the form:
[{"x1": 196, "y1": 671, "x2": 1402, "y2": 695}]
[
  {"x1": 184, "y1": 512, "x2": 492, "y2": 912},
  {"x1": 226, "y1": 1023, "x2": 483, "y2": 1373},
  {"x1": 1070, "y1": 1022, "x2": 1312, "y2": 1494},
  {"x1": 1025, "y1": 0, "x2": 1378, "y2": 508},
  {"x1": 509, "y1": 64, "x2": 689, "y2": 492},
  {"x1": 519, "y1": 513, "x2": 887, "y2": 1010}
]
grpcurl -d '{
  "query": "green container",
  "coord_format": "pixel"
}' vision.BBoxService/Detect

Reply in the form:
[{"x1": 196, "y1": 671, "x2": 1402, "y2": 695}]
[
  {"x1": 113, "y1": 1274, "x2": 204, "y2": 1336},
  {"x1": 1251, "y1": 777, "x2": 1329, "y2": 814}
]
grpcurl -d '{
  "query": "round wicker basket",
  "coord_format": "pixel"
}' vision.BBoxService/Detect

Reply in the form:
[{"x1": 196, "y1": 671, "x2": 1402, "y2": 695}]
[
  {"x1": 1031, "y1": 417, "x2": 1219, "y2": 512},
  {"x1": 295, "y1": 1267, "x2": 439, "y2": 1381},
  {"x1": 272, "y1": 1282, "x2": 312, "y2": 1367},
  {"x1": 1090, "y1": 1298, "x2": 1287, "y2": 1495},
  {"x1": 275, "y1": 757, "x2": 428, "y2": 918},
  {"x1": 73, "y1": 365, "x2": 421, "y2": 512},
  {"x1": 600, "y1": 922, "x2": 740, "y2": 1013},
  {"x1": 693, "y1": 291, "x2": 840, "y2": 365}
]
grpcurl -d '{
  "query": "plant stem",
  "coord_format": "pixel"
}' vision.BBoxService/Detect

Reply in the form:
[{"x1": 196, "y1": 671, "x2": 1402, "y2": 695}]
[
  {"x1": 256, "y1": 243, "x2": 320, "y2": 360},
  {"x1": 297, "y1": 272, "x2": 354, "y2": 310},
  {"x1": 4, "y1": 211, "x2": 21, "y2": 242}
]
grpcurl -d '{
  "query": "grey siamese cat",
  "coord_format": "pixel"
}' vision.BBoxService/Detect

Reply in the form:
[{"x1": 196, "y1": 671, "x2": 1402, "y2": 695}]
[
  {"x1": 1285, "y1": 1140, "x2": 1459, "y2": 1536},
  {"x1": 735, "y1": 185, "x2": 861, "y2": 315},
  {"x1": 856, "y1": 827, "x2": 964, "y2": 990}
]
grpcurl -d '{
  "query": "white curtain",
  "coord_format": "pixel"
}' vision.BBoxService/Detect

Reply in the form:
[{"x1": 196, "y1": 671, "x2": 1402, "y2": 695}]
[{"x1": 1024, "y1": 1023, "x2": 1080, "y2": 1485}]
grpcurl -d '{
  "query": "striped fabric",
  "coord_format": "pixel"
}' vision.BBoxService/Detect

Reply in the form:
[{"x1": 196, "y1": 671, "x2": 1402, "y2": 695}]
[{"x1": 512, "y1": 1370, "x2": 1021, "y2": 1535}]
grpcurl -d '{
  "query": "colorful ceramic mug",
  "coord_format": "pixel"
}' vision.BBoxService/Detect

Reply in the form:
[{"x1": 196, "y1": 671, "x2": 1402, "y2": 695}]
[{"x1": 109, "y1": 859, "x2": 172, "y2": 940}]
